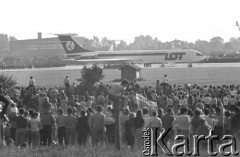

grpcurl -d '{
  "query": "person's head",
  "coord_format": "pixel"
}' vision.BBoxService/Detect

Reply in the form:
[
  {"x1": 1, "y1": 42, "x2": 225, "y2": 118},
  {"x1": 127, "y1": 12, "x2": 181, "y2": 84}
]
[
  {"x1": 107, "y1": 106, "x2": 112, "y2": 112},
  {"x1": 58, "y1": 109, "x2": 64, "y2": 115},
  {"x1": 235, "y1": 106, "x2": 240, "y2": 114},
  {"x1": 225, "y1": 110, "x2": 231, "y2": 117},
  {"x1": 142, "y1": 107, "x2": 149, "y2": 115},
  {"x1": 199, "y1": 118, "x2": 207, "y2": 126},
  {"x1": 81, "y1": 96, "x2": 85, "y2": 101},
  {"x1": 123, "y1": 108, "x2": 130, "y2": 115},
  {"x1": 66, "y1": 76, "x2": 68, "y2": 78},
  {"x1": 28, "y1": 109, "x2": 34, "y2": 117},
  {"x1": 87, "y1": 108, "x2": 93, "y2": 114},
  {"x1": 96, "y1": 105, "x2": 102, "y2": 112},
  {"x1": 194, "y1": 109, "x2": 201, "y2": 116},
  {"x1": 81, "y1": 110, "x2": 86, "y2": 117},
  {"x1": 67, "y1": 107, "x2": 72, "y2": 115},
  {"x1": 19, "y1": 108, "x2": 25, "y2": 115},
  {"x1": 24, "y1": 110, "x2": 29, "y2": 117},
  {"x1": 166, "y1": 108, "x2": 174, "y2": 115},
  {"x1": 21, "y1": 142, "x2": 27, "y2": 149},
  {"x1": 5, "y1": 122, "x2": 10, "y2": 128},
  {"x1": 164, "y1": 74, "x2": 167, "y2": 77},
  {"x1": 11, "y1": 102, "x2": 16, "y2": 108},
  {"x1": 136, "y1": 109, "x2": 143, "y2": 118},
  {"x1": 180, "y1": 107, "x2": 188, "y2": 115},
  {"x1": 152, "y1": 111, "x2": 157, "y2": 117},
  {"x1": 215, "y1": 107, "x2": 221, "y2": 114},
  {"x1": 129, "y1": 113, "x2": 135, "y2": 119},
  {"x1": 33, "y1": 112, "x2": 39, "y2": 118},
  {"x1": 72, "y1": 107, "x2": 76, "y2": 114},
  {"x1": 203, "y1": 108, "x2": 210, "y2": 116},
  {"x1": 121, "y1": 80, "x2": 129, "y2": 87},
  {"x1": 30, "y1": 76, "x2": 33, "y2": 79}
]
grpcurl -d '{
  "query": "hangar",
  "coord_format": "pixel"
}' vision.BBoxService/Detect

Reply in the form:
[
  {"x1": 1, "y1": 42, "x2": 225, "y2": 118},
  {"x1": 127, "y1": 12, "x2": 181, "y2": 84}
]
[{"x1": 10, "y1": 33, "x2": 85, "y2": 57}]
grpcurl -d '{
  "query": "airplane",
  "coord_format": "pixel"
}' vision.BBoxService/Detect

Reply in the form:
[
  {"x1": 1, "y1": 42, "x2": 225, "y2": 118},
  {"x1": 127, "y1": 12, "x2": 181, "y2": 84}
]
[{"x1": 56, "y1": 34, "x2": 206, "y2": 66}]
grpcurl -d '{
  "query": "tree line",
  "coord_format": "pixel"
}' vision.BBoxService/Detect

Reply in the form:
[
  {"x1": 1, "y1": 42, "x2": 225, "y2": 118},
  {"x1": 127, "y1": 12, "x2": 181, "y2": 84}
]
[
  {"x1": 80, "y1": 35, "x2": 240, "y2": 57},
  {"x1": 1, "y1": 33, "x2": 240, "y2": 57}
]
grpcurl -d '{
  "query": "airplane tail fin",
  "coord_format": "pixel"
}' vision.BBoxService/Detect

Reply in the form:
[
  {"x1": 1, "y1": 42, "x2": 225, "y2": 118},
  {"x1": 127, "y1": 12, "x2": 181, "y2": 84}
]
[{"x1": 56, "y1": 34, "x2": 92, "y2": 54}]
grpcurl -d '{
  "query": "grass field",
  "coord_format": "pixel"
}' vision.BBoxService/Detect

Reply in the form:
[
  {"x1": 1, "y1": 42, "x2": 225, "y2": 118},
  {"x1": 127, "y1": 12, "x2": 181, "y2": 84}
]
[{"x1": 1, "y1": 65, "x2": 240, "y2": 87}]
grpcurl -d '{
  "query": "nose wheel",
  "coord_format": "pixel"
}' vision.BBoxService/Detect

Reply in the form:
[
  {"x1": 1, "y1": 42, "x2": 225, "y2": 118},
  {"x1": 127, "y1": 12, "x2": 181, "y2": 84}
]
[{"x1": 188, "y1": 62, "x2": 192, "y2": 68}]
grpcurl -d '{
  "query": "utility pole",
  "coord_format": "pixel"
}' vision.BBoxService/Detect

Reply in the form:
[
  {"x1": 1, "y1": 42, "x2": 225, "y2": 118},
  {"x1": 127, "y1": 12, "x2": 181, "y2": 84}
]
[
  {"x1": 9, "y1": 36, "x2": 11, "y2": 57},
  {"x1": 113, "y1": 100, "x2": 121, "y2": 150},
  {"x1": 236, "y1": 21, "x2": 240, "y2": 31}
]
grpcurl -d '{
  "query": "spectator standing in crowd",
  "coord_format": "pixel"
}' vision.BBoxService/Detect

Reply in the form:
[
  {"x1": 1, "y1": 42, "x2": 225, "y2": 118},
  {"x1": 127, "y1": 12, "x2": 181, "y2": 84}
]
[
  {"x1": 173, "y1": 107, "x2": 191, "y2": 138},
  {"x1": 120, "y1": 108, "x2": 129, "y2": 145},
  {"x1": 64, "y1": 76, "x2": 70, "y2": 89},
  {"x1": 161, "y1": 108, "x2": 174, "y2": 146},
  {"x1": 89, "y1": 106, "x2": 105, "y2": 146},
  {"x1": 162, "y1": 74, "x2": 168, "y2": 85},
  {"x1": 124, "y1": 113, "x2": 135, "y2": 150},
  {"x1": 134, "y1": 109, "x2": 144, "y2": 149},
  {"x1": 196, "y1": 119, "x2": 211, "y2": 151},
  {"x1": 56, "y1": 109, "x2": 66, "y2": 145},
  {"x1": 142, "y1": 108, "x2": 150, "y2": 129},
  {"x1": 29, "y1": 112, "x2": 40, "y2": 147},
  {"x1": 15, "y1": 108, "x2": 28, "y2": 147},
  {"x1": 29, "y1": 76, "x2": 36, "y2": 89},
  {"x1": 148, "y1": 111, "x2": 162, "y2": 149},
  {"x1": 60, "y1": 93, "x2": 68, "y2": 115},
  {"x1": 191, "y1": 109, "x2": 204, "y2": 134},
  {"x1": 64, "y1": 107, "x2": 77, "y2": 145},
  {"x1": 76, "y1": 110, "x2": 89, "y2": 146},
  {"x1": 40, "y1": 110, "x2": 55, "y2": 146}
]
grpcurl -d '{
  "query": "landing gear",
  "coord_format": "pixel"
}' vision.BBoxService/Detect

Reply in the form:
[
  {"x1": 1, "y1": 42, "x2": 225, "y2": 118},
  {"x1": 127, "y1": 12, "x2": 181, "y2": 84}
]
[
  {"x1": 144, "y1": 63, "x2": 152, "y2": 67},
  {"x1": 188, "y1": 62, "x2": 193, "y2": 68}
]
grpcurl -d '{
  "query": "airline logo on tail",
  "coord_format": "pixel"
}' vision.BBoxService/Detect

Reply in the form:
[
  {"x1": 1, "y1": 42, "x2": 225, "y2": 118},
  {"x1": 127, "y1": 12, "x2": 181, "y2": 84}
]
[
  {"x1": 56, "y1": 34, "x2": 92, "y2": 54},
  {"x1": 66, "y1": 41, "x2": 75, "y2": 51}
]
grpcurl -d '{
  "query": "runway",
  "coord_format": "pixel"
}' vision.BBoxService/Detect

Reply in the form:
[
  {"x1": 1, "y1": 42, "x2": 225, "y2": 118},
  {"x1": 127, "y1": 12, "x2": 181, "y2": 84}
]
[{"x1": 0, "y1": 63, "x2": 240, "y2": 72}]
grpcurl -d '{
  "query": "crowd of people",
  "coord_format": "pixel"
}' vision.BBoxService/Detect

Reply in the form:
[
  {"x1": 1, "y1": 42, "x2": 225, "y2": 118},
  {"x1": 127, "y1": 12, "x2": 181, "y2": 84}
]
[
  {"x1": 0, "y1": 63, "x2": 66, "y2": 70},
  {"x1": 0, "y1": 75, "x2": 240, "y2": 153}
]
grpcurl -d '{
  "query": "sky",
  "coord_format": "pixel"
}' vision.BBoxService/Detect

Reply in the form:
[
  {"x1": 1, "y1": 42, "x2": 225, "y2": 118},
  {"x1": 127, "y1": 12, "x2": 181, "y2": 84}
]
[{"x1": 1, "y1": 0, "x2": 240, "y2": 43}]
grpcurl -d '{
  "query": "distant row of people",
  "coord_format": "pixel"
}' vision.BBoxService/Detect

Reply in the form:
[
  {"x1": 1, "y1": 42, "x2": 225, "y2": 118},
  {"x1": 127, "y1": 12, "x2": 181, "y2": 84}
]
[{"x1": 0, "y1": 63, "x2": 66, "y2": 70}]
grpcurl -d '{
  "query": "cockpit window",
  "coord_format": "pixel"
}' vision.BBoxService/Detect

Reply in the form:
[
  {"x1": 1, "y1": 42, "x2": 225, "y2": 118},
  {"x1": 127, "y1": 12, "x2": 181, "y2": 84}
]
[{"x1": 196, "y1": 52, "x2": 204, "y2": 56}]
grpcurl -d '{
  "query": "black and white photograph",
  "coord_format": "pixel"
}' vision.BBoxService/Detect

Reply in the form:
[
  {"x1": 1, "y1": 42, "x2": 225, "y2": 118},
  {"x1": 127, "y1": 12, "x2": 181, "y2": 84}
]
[{"x1": 1, "y1": 0, "x2": 240, "y2": 156}]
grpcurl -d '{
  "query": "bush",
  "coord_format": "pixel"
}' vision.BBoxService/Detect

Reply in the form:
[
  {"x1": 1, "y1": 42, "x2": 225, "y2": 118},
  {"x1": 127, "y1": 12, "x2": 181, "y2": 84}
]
[
  {"x1": 0, "y1": 73, "x2": 17, "y2": 89},
  {"x1": 80, "y1": 64, "x2": 104, "y2": 90}
]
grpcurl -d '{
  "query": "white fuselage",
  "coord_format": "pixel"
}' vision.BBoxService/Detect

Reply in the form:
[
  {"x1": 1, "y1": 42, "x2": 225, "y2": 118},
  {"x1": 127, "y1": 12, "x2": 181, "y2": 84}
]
[{"x1": 66, "y1": 49, "x2": 206, "y2": 64}]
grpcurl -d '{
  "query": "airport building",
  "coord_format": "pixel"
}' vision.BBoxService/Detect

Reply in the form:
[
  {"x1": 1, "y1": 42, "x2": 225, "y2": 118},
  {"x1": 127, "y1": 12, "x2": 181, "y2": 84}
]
[{"x1": 10, "y1": 33, "x2": 84, "y2": 57}]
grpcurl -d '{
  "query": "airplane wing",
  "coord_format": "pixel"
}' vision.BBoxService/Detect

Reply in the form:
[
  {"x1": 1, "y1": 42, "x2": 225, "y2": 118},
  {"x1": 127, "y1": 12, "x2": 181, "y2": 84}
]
[{"x1": 70, "y1": 58, "x2": 140, "y2": 64}]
